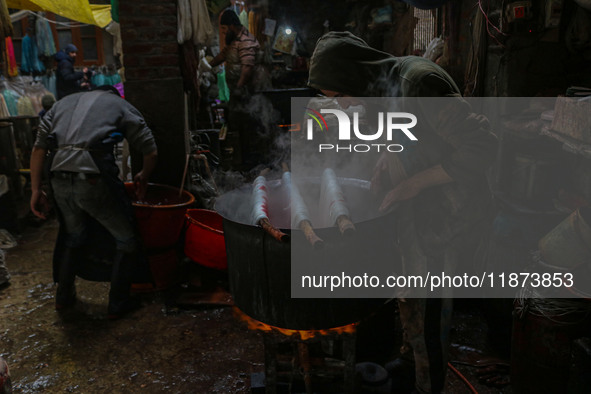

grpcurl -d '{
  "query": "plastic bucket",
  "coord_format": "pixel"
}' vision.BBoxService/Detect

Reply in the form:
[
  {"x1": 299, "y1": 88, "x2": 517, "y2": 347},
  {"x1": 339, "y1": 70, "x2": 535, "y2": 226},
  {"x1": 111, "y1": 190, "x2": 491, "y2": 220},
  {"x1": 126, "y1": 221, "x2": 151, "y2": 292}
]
[
  {"x1": 125, "y1": 183, "x2": 195, "y2": 250},
  {"x1": 184, "y1": 209, "x2": 227, "y2": 270}
]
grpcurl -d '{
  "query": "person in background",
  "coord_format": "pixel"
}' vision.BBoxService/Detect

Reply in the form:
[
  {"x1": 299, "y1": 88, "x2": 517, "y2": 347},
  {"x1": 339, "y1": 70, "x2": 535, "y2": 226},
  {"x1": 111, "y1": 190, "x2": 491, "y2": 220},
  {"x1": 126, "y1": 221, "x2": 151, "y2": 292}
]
[
  {"x1": 29, "y1": 85, "x2": 158, "y2": 319},
  {"x1": 308, "y1": 31, "x2": 498, "y2": 393},
  {"x1": 38, "y1": 94, "x2": 56, "y2": 118},
  {"x1": 209, "y1": 9, "x2": 271, "y2": 168},
  {"x1": 210, "y1": 9, "x2": 269, "y2": 94},
  {"x1": 54, "y1": 44, "x2": 90, "y2": 99}
]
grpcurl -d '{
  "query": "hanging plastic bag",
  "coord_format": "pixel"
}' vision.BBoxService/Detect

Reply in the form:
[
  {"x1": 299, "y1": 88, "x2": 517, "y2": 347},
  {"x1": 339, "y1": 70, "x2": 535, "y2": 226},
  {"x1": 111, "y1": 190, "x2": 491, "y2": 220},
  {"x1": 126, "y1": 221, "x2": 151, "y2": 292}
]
[{"x1": 217, "y1": 69, "x2": 230, "y2": 102}]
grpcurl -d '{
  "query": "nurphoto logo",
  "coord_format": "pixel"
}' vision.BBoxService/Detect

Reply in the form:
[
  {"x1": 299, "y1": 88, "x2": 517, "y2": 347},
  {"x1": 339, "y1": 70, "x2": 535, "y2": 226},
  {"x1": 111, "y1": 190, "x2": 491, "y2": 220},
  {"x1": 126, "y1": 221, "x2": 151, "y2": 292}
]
[{"x1": 304, "y1": 108, "x2": 418, "y2": 153}]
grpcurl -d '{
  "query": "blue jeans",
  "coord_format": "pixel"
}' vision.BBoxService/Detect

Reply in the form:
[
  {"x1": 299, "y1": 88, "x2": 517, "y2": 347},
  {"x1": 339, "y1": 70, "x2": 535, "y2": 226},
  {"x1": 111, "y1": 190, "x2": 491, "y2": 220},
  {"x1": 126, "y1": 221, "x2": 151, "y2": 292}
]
[{"x1": 51, "y1": 175, "x2": 136, "y2": 253}]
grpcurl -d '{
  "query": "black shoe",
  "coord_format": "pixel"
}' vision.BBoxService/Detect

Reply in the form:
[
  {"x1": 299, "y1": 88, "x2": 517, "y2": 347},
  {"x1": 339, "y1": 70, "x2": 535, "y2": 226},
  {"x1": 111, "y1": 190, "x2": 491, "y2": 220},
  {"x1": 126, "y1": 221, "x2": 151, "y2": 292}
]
[
  {"x1": 55, "y1": 285, "x2": 76, "y2": 310},
  {"x1": 107, "y1": 298, "x2": 141, "y2": 320}
]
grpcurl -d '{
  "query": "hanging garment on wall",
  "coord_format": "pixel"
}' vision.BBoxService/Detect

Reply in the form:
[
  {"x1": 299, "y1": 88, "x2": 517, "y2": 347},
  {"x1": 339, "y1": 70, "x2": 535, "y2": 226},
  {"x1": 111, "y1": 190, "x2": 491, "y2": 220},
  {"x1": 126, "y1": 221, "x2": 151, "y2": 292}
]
[
  {"x1": 191, "y1": 0, "x2": 214, "y2": 46},
  {"x1": 0, "y1": 0, "x2": 13, "y2": 40},
  {"x1": 0, "y1": 95, "x2": 10, "y2": 118},
  {"x1": 17, "y1": 96, "x2": 36, "y2": 116},
  {"x1": 239, "y1": 9, "x2": 249, "y2": 31},
  {"x1": 248, "y1": 9, "x2": 255, "y2": 36},
  {"x1": 177, "y1": 0, "x2": 192, "y2": 44},
  {"x1": 5, "y1": 37, "x2": 18, "y2": 77},
  {"x1": 105, "y1": 21, "x2": 122, "y2": 57},
  {"x1": 111, "y1": 72, "x2": 121, "y2": 84},
  {"x1": 2, "y1": 89, "x2": 19, "y2": 116},
  {"x1": 91, "y1": 72, "x2": 106, "y2": 86},
  {"x1": 21, "y1": 35, "x2": 46, "y2": 74},
  {"x1": 35, "y1": 14, "x2": 57, "y2": 57},
  {"x1": 25, "y1": 81, "x2": 54, "y2": 114},
  {"x1": 249, "y1": 10, "x2": 265, "y2": 47},
  {"x1": 41, "y1": 72, "x2": 57, "y2": 98}
]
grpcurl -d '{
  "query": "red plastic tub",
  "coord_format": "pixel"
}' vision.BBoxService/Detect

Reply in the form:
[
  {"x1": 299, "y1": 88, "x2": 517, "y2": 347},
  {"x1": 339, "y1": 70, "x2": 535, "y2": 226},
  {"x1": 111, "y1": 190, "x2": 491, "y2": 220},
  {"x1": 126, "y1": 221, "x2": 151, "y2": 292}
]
[
  {"x1": 125, "y1": 183, "x2": 195, "y2": 250},
  {"x1": 184, "y1": 209, "x2": 227, "y2": 270}
]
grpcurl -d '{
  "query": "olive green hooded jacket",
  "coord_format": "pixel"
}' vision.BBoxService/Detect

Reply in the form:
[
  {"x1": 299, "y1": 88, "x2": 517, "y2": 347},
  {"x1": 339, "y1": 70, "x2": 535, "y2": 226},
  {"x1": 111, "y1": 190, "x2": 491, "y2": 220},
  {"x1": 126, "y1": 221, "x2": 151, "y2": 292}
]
[{"x1": 308, "y1": 31, "x2": 498, "y2": 251}]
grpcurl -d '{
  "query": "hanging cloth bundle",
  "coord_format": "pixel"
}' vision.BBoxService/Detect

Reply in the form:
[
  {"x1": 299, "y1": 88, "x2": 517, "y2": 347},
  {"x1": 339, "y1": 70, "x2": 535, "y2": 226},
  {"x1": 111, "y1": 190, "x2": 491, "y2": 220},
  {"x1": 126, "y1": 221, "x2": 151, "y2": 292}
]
[
  {"x1": 21, "y1": 35, "x2": 46, "y2": 73},
  {"x1": 0, "y1": 0, "x2": 13, "y2": 40},
  {"x1": 36, "y1": 14, "x2": 57, "y2": 57},
  {"x1": 2, "y1": 89, "x2": 19, "y2": 116},
  {"x1": 42, "y1": 72, "x2": 57, "y2": 97},
  {"x1": 17, "y1": 96, "x2": 36, "y2": 116},
  {"x1": 4, "y1": 37, "x2": 18, "y2": 77},
  {"x1": 191, "y1": 0, "x2": 214, "y2": 45},
  {"x1": 0, "y1": 95, "x2": 10, "y2": 118},
  {"x1": 91, "y1": 72, "x2": 106, "y2": 86},
  {"x1": 177, "y1": 0, "x2": 192, "y2": 44}
]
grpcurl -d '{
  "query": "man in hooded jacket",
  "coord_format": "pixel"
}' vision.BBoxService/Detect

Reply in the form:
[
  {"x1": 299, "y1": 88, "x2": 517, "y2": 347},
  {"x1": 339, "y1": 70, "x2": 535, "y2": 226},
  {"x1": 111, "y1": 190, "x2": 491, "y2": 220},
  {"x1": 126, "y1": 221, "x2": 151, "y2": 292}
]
[
  {"x1": 308, "y1": 31, "x2": 498, "y2": 393},
  {"x1": 55, "y1": 44, "x2": 89, "y2": 99}
]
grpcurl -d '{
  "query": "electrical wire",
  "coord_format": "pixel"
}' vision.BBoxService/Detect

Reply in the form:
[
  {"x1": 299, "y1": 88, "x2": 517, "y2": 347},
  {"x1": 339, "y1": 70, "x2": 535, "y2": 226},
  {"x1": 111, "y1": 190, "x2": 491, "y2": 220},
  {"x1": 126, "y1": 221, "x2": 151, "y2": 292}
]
[
  {"x1": 27, "y1": 10, "x2": 89, "y2": 28},
  {"x1": 447, "y1": 362, "x2": 479, "y2": 394},
  {"x1": 477, "y1": 0, "x2": 507, "y2": 47}
]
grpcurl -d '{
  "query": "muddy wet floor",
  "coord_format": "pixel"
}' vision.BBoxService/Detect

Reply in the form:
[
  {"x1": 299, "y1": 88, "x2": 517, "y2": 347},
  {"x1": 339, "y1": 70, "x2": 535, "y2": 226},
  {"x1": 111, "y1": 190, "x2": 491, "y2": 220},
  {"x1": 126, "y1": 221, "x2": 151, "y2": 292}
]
[
  {"x1": 0, "y1": 218, "x2": 264, "y2": 393},
  {"x1": 1, "y1": 217, "x2": 513, "y2": 393}
]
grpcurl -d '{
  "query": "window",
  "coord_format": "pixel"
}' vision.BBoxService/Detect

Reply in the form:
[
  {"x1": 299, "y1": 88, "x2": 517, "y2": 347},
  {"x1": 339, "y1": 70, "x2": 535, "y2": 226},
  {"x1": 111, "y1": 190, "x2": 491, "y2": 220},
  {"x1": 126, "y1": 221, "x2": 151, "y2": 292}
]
[
  {"x1": 51, "y1": 13, "x2": 104, "y2": 66},
  {"x1": 8, "y1": 12, "x2": 104, "y2": 67},
  {"x1": 412, "y1": 8, "x2": 439, "y2": 55}
]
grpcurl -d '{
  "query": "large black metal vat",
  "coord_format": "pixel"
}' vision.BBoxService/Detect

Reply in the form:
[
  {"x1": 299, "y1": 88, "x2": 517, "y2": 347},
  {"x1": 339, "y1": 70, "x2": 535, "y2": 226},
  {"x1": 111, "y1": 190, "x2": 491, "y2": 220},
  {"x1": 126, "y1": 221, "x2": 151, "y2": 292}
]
[{"x1": 215, "y1": 177, "x2": 394, "y2": 330}]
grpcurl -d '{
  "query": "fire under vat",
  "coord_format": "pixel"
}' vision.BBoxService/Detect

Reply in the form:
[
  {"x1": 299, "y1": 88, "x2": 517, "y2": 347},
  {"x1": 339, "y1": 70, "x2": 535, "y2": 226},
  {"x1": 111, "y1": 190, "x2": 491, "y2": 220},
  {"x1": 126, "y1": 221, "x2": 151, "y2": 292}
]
[{"x1": 215, "y1": 174, "x2": 396, "y2": 330}]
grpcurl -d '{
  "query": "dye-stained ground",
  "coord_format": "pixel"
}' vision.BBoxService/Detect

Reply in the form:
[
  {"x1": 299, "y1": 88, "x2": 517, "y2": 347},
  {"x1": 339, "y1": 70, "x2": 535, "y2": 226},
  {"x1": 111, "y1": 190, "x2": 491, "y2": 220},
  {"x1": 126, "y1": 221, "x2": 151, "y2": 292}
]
[{"x1": 0, "y1": 216, "x2": 512, "y2": 393}]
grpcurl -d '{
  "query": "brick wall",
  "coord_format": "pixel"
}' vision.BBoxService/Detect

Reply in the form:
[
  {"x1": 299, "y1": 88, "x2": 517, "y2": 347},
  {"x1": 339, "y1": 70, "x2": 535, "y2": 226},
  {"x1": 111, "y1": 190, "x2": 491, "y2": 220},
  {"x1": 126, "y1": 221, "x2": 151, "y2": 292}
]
[
  {"x1": 120, "y1": 0, "x2": 180, "y2": 81},
  {"x1": 119, "y1": 0, "x2": 186, "y2": 187}
]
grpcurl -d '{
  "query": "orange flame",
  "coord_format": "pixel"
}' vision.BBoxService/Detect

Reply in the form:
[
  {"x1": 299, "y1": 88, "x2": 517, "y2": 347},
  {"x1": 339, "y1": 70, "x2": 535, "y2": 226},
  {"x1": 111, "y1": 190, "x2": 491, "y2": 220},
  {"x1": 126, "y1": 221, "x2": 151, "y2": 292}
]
[
  {"x1": 277, "y1": 123, "x2": 301, "y2": 132},
  {"x1": 233, "y1": 307, "x2": 357, "y2": 340}
]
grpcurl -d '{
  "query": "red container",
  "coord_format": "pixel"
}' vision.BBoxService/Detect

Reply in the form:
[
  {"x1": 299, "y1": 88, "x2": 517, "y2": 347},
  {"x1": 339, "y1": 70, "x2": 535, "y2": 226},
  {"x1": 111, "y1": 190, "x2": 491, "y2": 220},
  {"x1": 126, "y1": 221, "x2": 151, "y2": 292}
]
[
  {"x1": 125, "y1": 183, "x2": 195, "y2": 250},
  {"x1": 184, "y1": 209, "x2": 227, "y2": 270},
  {"x1": 132, "y1": 248, "x2": 178, "y2": 292}
]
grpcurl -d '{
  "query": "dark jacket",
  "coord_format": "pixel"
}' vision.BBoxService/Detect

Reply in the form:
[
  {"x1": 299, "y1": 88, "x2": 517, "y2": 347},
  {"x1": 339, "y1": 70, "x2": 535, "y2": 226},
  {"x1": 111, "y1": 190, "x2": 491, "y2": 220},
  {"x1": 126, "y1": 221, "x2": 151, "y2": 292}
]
[{"x1": 55, "y1": 50, "x2": 84, "y2": 99}]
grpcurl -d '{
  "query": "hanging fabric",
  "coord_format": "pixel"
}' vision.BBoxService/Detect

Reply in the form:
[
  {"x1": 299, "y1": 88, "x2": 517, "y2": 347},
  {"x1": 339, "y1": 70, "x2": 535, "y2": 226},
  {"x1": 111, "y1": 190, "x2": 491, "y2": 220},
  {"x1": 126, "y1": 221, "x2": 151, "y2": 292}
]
[
  {"x1": 248, "y1": 9, "x2": 255, "y2": 36},
  {"x1": 5, "y1": 37, "x2": 18, "y2": 77},
  {"x1": 91, "y1": 72, "x2": 106, "y2": 86},
  {"x1": 21, "y1": 35, "x2": 32, "y2": 73},
  {"x1": 177, "y1": 0, "x2": 192, "y2": 44},
  {"x1": 1, "y1": 0, "x2": 14, "y2": 40},
  {"x1": 0, "y1": 95, "x2": 10, "y2": 119},
  {"x1": 41, "y1": 72, "x2": 57, "y2": 97},
  {"x1": 17, "y1": 96, "x2": 36, "y2": 116},
  {"x1": 3, "y1": 89, "x2": 19, "y2": 116},
  {"x1": 21, "y1": 35, "x2": 46, "y2": 73},
  {"x1": 35, "y1": 13, "x2": 56, "y2": 57},
  {"x1": 105, "y1": 21, "x2": 122, "y2": 57},
  {"x1": 191, "y1": 0, "x2": 214, "y2": 46}
]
